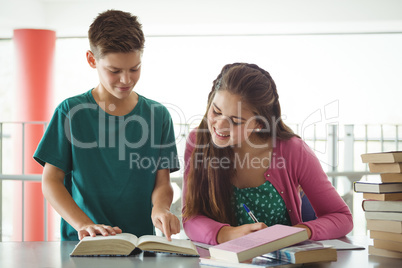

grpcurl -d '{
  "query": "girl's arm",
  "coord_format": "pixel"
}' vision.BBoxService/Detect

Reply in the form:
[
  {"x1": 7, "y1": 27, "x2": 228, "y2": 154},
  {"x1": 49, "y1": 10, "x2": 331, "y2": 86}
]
[
  {"x1": 293, "y1": 139, "x2": 353, "y2": 240},
  {"x1": 181, "y1": 129, "x2": 227, "y2": 244},
  {"x1": 182, "y1": 129, "x2": 267, "y2": 244}
]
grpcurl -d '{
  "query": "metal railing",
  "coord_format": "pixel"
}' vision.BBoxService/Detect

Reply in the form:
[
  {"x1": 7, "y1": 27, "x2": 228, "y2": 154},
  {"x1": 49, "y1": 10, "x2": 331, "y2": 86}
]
[
  {"x1": 1, "y1": 122, "x2": 401, "y2": 241},
  {"x1": 0, "y1": 121, "x2": 48, "y2": 242}
]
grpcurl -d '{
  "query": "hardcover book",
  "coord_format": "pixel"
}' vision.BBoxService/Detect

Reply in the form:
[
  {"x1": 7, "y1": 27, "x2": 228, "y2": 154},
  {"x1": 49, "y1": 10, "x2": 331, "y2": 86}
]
[
  {"x1": 209, "y1": 225, "x2": 308, "y2": 263},
  {"x1": 368, "y1": 163, "x2": 402, "y2": 173},
  {"x1": 365, "y1": 211, "x2": 402, "y2": 221},
  {"x1": 362, "y1": 200, "x2": 402, "y2": 212},
  {"x1": 361, "y1": 151, "x2": 402, "y2": 163},
  {"x1": 380, "y1": 173, "x2": 402, "y2": 183},
  {"x1": 354, "y1": 181, "x2": 402, "y2": 193},
  {"x1": 366, "y1": 219, "x2": 402, "y2": 233},
  {"x1": 373, "y1": 239, "x2": 402, "y2": 253},
  {"x1": 368, "y1": 245, "x2": 402, "y2": 259},
  {"x1": 370, "y1": 230, "x2": 402, "y2": 243},
  {"x1": 362, "y1": 192, "x2": 402, "y2": 201},
  {"x1": 263, "y1": 241, "x2": 337, "y2": 264},
  {"x1": 70, "y1": 233, "x2": 199, "y2": 256}
]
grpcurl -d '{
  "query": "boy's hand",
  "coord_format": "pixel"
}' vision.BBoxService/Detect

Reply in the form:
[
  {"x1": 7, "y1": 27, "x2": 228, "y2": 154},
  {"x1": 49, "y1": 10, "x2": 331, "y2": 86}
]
[
  {"x1": 151, "y1": 206, "x2": 180, "y2": 241},
  {"x1": 217, "y1": 222, "x2": 268, "y2": 244},
  {"x1": 78, "y1": 224, "x2": 122, "y2": 240}
]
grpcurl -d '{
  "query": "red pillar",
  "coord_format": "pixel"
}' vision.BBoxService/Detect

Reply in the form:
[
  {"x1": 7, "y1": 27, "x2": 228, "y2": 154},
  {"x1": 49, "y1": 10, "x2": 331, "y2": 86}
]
[{"x1": 13, "y1": 29, "x2": 56, "y2": 241}]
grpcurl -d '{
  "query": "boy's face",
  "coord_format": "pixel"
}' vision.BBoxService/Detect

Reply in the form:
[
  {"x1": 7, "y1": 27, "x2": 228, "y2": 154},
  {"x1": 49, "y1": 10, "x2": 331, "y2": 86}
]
[{"x1": 87, "y1": 50, "x2": 142, "y2": 100}]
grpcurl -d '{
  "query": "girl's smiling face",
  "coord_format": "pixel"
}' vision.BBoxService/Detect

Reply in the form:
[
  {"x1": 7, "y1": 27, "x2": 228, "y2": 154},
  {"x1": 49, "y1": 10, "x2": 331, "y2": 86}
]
[{"x1": 207, "y1": 90, "x2": 260, "y2": 148}]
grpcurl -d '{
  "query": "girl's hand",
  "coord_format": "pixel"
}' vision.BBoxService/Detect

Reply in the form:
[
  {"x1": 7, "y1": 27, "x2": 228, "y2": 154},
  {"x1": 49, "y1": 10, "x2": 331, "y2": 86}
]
[
  {"x1": 293, "y1": 224, "x2": 312, "y2": 238},
  {"x1": 78, "y1": 224, "x2": 122, "y2": 240},
  {"x1": 217, "y1": 222, "x2": 268, "y2": 244}
]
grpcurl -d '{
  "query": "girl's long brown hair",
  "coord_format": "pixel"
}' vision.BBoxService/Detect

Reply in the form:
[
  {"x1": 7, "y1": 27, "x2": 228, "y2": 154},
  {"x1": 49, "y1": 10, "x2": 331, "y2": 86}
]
[{"x1": 183, "y1": 63, "x2": 298, "y2": 225}]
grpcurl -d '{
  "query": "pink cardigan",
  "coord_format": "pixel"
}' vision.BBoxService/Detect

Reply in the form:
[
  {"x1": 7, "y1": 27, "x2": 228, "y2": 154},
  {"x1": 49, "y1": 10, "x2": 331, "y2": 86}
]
[{"x1": 182, "y1": 130, "x2": 353, "y2": 245}]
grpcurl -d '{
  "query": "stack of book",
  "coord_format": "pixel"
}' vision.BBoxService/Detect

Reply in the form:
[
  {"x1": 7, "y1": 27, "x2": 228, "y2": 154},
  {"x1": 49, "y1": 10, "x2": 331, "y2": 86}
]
[
  {"x1": 354, "y1": 151, "x2": 402, "y2": 259},
  {"x1": 201, "y1": 224, "x2": 337, "y2": 267}
]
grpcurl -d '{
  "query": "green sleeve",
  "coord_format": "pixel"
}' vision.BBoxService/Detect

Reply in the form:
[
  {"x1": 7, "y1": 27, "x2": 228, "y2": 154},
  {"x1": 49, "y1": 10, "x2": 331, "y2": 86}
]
[
  {"x1": 157, "y1": 107, "x2": 180, "y2": 173},
  {"x1": 33, "y1": 103, "x2": 73, "y2": 174}
]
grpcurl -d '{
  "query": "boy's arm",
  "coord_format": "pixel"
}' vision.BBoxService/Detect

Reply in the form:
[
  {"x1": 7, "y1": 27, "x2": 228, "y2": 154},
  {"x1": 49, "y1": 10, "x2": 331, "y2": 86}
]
[
  {"x1": 42, "y1": 163, "x2": 122, "y2": 240},
  {"x1": 151, "y1": 168, "x2": 180, "y2": 241}
]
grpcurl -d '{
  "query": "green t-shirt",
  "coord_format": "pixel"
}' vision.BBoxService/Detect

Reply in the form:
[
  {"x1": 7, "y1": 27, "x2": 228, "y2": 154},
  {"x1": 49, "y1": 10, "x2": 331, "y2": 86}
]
[
  {"x1": 232, "y1": 181, "x2": 291, "y2": 226},
  {"x1": 34, "y1": 90, "x2": 180, "y2": 241}
]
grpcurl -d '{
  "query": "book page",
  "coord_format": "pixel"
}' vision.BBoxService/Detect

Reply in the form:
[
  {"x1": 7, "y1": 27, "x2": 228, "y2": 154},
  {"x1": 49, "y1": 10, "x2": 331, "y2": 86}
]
[
  {"x1": 71, "y1": 233, "x2": 140, "y2": 256},
  {"x1": 81, "y1": 233, "x2": 138, "y2": 245},
  {"x1": 276, "y1": 241, "x2": 326, "y2": 253},
  {"x1": 137, "y1": 235, "x2": 197, "y2": 251},
  {"x1": 193, "y1": 241, "x2": 213, "y2": 249},
  {"x1": 319, "y1": 239, "x2": 365, "y2": 250}
]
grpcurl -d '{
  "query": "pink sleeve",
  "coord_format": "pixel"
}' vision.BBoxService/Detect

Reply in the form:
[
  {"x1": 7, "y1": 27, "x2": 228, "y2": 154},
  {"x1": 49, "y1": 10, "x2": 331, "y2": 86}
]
[
  {"x1": 292, "y1": 139, "x2": 353, "y2": 240},
  {"x1": 181, "y1": 129, "x2": 229, "y2": 245}
]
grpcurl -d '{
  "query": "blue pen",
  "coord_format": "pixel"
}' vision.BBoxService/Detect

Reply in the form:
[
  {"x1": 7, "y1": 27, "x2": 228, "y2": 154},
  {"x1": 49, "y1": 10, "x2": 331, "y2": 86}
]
[{"x1": 242, "y1": 203, "x2": 259, "y2": 223}]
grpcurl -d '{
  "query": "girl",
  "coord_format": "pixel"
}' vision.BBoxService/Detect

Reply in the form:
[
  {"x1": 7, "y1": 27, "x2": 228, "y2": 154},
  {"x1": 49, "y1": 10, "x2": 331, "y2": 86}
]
[{"x1": 182, "y1": 63, "x2": 353, "y2": 245}]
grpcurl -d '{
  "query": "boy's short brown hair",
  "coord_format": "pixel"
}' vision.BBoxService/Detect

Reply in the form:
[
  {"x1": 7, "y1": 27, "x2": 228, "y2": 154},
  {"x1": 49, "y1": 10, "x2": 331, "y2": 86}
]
[{"x1": 88, "y1": 10, "x2": 145, "y2": 59}]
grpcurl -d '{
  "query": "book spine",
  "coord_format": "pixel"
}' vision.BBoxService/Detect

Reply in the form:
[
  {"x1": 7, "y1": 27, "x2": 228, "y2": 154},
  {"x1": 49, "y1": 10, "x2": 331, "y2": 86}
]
[
  {"x1": 353, "y1": 182, "x2": 358, "y2": 192},
  {"x1": 362, "y1": 200, "x2": 366, "y2": 211}
]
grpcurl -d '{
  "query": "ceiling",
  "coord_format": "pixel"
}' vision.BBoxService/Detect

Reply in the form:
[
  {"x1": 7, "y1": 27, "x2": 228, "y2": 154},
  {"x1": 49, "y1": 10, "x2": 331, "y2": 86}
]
[{"x1": 1, "y1": 0, "x2": 402, "y2": 38}]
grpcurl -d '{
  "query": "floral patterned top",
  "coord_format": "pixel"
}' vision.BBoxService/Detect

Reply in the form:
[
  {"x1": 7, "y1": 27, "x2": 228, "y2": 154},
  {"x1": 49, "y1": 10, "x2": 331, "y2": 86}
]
[{"x1": 232, "y1": 181, "x2": 291, "y2": 226}]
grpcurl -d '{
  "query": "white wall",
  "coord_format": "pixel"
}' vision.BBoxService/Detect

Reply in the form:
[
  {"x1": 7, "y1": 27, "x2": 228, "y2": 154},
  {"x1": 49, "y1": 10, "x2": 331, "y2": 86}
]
[
  {"x1": 1, "y1": 0, "x2": 401, "y2": 125},
  {"x1": 0, "y1": 0, "x2": 46, "y2": 37}
]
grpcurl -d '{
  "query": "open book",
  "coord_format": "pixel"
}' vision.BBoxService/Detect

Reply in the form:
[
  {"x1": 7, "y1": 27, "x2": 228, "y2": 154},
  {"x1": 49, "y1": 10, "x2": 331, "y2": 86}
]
[{"x1": 70, "y1": 233, "x2": 199, "y2": 256}]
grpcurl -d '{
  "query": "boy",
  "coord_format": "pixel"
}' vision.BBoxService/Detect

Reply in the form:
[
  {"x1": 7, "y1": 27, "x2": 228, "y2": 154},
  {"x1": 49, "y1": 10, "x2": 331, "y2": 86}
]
[{"x1": 34, "y1": 10, "x2": 181, "y2": 241}]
